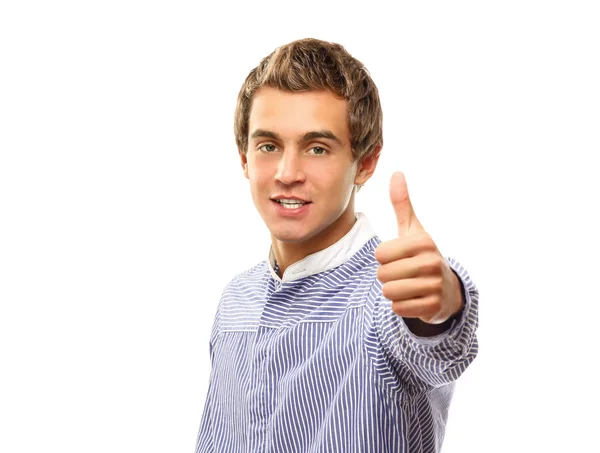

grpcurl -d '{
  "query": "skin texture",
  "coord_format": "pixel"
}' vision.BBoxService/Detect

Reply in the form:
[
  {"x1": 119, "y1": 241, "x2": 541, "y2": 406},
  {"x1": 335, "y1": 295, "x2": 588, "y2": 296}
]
[
  {"x1": 239, "y1": 87, "x2": 379, "y2": 277},
  {"x1": 239, "y1": 87, "x2": 463, "y2": 333}
]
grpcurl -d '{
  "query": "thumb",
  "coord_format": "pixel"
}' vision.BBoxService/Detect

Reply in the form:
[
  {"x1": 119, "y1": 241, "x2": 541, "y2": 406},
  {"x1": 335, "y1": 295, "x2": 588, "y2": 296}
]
[{"x1": 390, "y1": 171, "x2": 423, "y2": 236}]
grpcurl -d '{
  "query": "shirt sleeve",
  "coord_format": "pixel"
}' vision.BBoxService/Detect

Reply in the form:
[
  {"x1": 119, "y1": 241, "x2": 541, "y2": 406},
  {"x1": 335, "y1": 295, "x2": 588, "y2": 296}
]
[
  {"x1": 194, "y1": 281, "x2": 231, "y2": 453},
  {"x1": 194, "y1": 387, "x2": 215, "y2": 453},
  {"x1": 374, "y1": 256, "x2": 479, "y2": 389}
]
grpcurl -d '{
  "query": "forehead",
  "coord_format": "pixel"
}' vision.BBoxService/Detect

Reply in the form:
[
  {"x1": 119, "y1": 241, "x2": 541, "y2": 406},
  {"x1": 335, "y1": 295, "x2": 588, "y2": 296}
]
[{"x1": 249, "y1": 87, "x2": 350, "y2": 143}]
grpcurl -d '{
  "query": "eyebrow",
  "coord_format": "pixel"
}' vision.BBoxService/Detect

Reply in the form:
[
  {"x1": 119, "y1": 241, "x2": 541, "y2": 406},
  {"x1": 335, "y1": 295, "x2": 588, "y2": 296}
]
[{"x1": 250, "y1": 129, "x2": 344, "y2": 146}]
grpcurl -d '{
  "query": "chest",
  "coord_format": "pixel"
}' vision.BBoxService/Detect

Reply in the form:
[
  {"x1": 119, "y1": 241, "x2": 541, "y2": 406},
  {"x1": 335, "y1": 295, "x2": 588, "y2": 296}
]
[{"x1": 211, "y1": 305, "x2": 365, "y2": 388}]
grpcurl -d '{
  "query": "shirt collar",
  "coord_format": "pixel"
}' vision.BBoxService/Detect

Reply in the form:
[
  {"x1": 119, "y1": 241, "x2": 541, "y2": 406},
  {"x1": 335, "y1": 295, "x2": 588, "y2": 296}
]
[{"x1": 267, "y1": 212, "x2": 377, "y2": 283}]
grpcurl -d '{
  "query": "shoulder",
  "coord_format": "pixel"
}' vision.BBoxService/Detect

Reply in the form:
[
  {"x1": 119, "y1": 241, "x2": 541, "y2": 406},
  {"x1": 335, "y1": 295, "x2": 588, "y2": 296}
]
[
  {"x1": 347, "y1": 235, "x2": 381, "y2": 279},
  {"x1": 222, "y1": 259, "x2": 271, "y2": 294},
  {"x1": 210, "y1": 261, "x2": 272, "y2": 318},
  {"x1": 210, "y1": 260, "x2": 272, "y2": 341}
]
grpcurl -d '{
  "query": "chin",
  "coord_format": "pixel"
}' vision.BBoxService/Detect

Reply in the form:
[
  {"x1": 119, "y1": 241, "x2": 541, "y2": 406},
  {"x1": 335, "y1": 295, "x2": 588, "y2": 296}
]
[
  {"x1": 270, "y1": 228, "x2": 312, "y2": 244},
  {"x1": 266, "y1": 220, "x2": 317, "y2": 244}
]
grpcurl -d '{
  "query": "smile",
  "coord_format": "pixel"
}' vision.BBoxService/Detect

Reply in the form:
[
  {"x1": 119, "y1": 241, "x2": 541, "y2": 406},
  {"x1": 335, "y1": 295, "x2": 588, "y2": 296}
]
[
  {"x1": 271, "y1": 199, "x2": 311, "y2": 216},
  {"x1": 278, "y1": 200, "x2": 306, "y2": 208}
]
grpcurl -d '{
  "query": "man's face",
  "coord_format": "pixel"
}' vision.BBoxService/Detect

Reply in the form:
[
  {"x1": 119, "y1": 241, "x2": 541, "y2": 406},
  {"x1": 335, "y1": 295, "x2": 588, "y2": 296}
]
[{"x1": 240, "y1": 86, "x2": 371, "y2": 245}]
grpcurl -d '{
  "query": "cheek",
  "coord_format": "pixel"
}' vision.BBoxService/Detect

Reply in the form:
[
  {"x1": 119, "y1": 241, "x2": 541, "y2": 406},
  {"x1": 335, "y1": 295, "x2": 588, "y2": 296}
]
[
  {"x1": 328, "y1": 165, "x2": 356, "y2": 192},
  {"x1": 310, "y1": 166, "x2": 355, "y2": 203},
  {"x1": 248, "y1": 165, "x2": 271, "y2": 194}
]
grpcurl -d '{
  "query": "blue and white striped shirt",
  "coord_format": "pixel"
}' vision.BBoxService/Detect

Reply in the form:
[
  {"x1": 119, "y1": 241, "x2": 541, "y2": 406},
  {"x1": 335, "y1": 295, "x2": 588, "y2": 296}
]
[{"x1": 195, "y1": 213, "x2": 479, "y2": 453}]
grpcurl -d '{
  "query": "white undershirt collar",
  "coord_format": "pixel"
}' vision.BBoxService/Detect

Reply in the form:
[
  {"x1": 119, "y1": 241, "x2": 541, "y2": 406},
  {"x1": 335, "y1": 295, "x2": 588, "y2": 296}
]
[{"x1": 267, "y1": 212, "x2": 377, "y2": 283}]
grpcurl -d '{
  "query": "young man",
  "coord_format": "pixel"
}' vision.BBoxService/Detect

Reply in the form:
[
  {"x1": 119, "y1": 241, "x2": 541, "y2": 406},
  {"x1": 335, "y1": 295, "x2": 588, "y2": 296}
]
[{"x1": 195, "y1": 38, "x2": 479, "y2": 453}]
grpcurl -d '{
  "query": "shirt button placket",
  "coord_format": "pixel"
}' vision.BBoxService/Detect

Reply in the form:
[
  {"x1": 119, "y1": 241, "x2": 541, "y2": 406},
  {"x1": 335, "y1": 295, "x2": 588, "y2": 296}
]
[{"x1": 260, "y1": 342, "x2": 271, "y2": 452}]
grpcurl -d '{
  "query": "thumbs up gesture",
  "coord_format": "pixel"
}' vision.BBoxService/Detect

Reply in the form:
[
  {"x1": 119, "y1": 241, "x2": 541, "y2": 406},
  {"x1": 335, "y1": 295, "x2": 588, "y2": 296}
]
[{"x1": 374, "y1": 172, "x2": 464, "y2": 325}]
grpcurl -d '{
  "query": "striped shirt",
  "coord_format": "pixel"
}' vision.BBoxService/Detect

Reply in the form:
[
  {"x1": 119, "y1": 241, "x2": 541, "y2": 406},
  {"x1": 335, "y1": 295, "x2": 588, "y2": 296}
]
[{"x1": 195, "y1": 212, "x2": 479, "y2": 453}]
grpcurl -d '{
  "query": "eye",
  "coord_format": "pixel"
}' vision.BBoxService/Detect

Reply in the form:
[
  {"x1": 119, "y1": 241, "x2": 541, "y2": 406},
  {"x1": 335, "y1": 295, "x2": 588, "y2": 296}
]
[
  {"x1": 308, "y1": 146, "x2": 328, "y2": 156},
  {"x1": 258, "y1": 144, "x2": 278, "y2": 153}
]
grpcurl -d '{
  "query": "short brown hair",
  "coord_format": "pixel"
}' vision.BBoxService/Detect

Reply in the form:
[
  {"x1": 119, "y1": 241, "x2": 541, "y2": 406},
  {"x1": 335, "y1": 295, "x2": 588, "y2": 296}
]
[{"x1": 234, "y1": 38, "x2": 383, "y2": 162}]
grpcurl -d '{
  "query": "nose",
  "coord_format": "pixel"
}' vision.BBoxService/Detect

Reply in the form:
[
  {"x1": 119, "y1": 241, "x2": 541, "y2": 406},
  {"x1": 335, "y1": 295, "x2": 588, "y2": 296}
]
[{"x1": 275, "y1": 150, "x2": 306, "y2": 185}]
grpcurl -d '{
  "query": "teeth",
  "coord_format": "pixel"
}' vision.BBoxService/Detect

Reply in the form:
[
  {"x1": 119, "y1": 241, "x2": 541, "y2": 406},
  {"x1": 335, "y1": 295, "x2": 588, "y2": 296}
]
[{"x1": 278, "y1": 200, "x2": 306, "y2": 209}]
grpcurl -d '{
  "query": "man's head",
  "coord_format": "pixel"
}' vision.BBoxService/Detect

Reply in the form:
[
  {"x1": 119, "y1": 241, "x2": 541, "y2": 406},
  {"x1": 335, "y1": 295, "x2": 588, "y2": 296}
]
[
  {"x1": 235, "y1": 38, "x2": 383, "y2": 163},
  {"x1": 236, "y1": 38, "x2": 383, "y2": 248}
]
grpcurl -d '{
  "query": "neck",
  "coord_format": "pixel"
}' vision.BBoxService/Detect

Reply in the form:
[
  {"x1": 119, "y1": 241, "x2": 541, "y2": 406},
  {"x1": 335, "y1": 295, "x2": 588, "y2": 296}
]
[{"x1": 271, "y1": 203, "x2": 358, "y2": 278}]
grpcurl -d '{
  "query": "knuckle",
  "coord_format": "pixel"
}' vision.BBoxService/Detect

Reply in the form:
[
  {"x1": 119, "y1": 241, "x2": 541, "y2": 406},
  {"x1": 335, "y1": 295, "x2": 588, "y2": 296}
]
[
  {"x1": 418, "y1": 232, "x2": 434, "y2": 248},
  {"x1": 428, "y1": 297, "x2": 442, "y2": 314},
  {"x1": 431, "y1": 276, "x2": 443, "y2": 292},
  {"x1": 423, "y1": 254, "x2": 443, "y2": 274}
]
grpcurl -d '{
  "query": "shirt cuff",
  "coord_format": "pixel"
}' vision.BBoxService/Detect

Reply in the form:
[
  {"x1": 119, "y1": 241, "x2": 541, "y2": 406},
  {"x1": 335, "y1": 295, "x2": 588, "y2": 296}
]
[{"x1": 400, "y1": 256, "x2": 478, "y2": 354}]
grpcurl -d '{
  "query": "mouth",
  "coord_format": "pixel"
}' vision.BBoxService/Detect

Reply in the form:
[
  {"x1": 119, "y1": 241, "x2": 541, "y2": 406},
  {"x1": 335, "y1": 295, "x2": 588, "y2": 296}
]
[
  {"x1": 271, "y1": 198, "x2": 312, "y2": 213},
  {"x1": 273, "y1": 200, "x2": 311, "y2": 208},
  {"x1": 271, "y1": 196, "x2": 311, "y2": 205}
]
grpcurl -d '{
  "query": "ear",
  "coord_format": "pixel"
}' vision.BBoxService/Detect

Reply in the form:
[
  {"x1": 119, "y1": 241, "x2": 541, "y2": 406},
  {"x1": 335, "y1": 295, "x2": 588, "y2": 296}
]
[
  {"x1": 239, "y1": 150, "x2": 249, "y2": 179},
  {"x1": 354, "y1": 145, "x2": 382, "y2": 186}
]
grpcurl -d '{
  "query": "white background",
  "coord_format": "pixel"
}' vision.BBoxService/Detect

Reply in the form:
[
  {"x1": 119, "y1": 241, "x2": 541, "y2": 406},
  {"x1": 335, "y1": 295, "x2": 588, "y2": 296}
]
[{"x1": 1, "y1": 1, "x2": 599, "y2": 452}]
